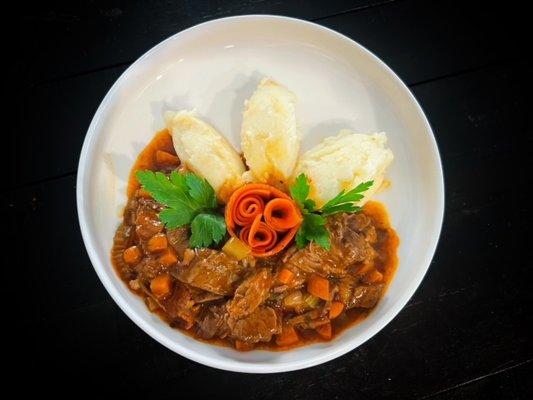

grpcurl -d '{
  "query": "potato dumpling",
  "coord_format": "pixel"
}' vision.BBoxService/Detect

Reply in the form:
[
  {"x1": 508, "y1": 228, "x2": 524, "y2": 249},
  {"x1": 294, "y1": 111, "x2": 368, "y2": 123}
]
[
  {"x1": 292, "y1": 130, "x2": 394, "y2": 207},
  {"x1": 165, "y1": 110, "x2": 245, "y2": 203},
  {"x1": 241, "y1": 78, "x2": 300, "y2": 188}
]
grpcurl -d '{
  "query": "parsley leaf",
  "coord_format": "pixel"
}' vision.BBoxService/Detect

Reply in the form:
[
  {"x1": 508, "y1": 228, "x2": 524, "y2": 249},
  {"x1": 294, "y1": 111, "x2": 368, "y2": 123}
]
[
  {"x1": 290, "y1": 174, "x2": 311, "y2": 209},
  {"x1": 136, "y1": 170, "x2": 194, "y2": 211},
  {"x1": 296, "y1": 213, "x2": 330, "y2": 250},
  {"x1": 302, "y1": 198, "x2": 316, "y2": 212},
  {"x1": 321, "y1": 181, "x2": 373, "y2": 216},
  {"x1": 189, "y1": 213, "x2": 226, "y2": 248},
  {"x1": 289, "y1": 174, "x2": 373, "y2": 250},
  {"x1": 295, "y1": 228, "x2": 307, "y2": 249},
  {"x1": 320, "y1": 204, "x2": 362, "y2": 216},
  {"x1": 135, "y1": 170, "x2": 226, "y2": 248},
  {"x1": 159, "y1": 208, "x2": 193, "y2": 230},
  {"x1": 185, "y1": 174, "x2": 218, "y2": 209}
]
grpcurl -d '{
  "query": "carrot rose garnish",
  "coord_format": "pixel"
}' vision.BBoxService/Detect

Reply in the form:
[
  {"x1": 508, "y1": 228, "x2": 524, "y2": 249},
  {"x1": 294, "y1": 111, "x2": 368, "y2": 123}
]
[
  {"x1": 263, "y1": 198, "x2": 302, "y2": 232},
  {"x1": 232, "y1": 193, "x2": 266, "y2": 226},
  {"x1": 226, "y1": 183, "x2": 302, "y2": 257},
  {"x1": 241, "y1": 215, "x2": 278, "y2": 252}
]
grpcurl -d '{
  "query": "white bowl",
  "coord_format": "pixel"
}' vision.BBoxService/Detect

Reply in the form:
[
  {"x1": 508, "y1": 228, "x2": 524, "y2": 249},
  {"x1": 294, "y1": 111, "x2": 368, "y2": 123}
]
[{"x1": 77, "y1": 15, "x2": 444, "y2": 373}]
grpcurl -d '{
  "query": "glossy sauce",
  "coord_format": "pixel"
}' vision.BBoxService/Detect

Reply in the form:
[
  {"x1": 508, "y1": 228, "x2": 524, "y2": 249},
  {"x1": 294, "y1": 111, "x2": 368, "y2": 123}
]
[{"x1": 127, "y1": 129, "x2": 175, "y2": 196}]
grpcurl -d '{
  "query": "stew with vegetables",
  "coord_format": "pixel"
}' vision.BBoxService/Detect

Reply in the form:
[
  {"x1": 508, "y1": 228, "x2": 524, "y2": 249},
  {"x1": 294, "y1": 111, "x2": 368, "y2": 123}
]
[{"x1": 112, "y1": 130, "x2": 399, "y2": 351}]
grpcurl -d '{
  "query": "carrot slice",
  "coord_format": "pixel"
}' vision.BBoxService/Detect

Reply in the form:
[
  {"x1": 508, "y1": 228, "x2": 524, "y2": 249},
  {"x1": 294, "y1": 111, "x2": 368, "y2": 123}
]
[
  {"x1": 233, "y1": 194, "x2": 265, "y2": 226},
  {"x1": 362, "y1": 269, "x2": 384, "y2": 284},
  {"x1": 329, "y1": 301, "x2": 344, "y2": 319},
  {"x1": 316, "y1": 323, "x2": 332, "y2": 340},
  {"x1": 158, "y1": 247, "x2": 178, "y2": 267},
  {"x1": 147, "y1": 233, "x2": 168, "y2": 253},
  {"x1": 239, "y1": 221, "x2": 278, "y2": 253},
  {"x1": 307, "y1": 274, "x2": 330, "y2": 301},
  {"x1": 225, "y1": 184, "x2": 272, "y2": 230},
  {"x1": 248, "y1": 214, "x2": 278, "y2": 250},
  {"x1": 263, "y1": 198, "x2": 302, "y2": 231},
  {"x1": 150, "y1": 273, "x2": 173, "y2": 299},
  {"x1": 277, "y1": 268, "x2": 295, "y2": 285},
  {"x1": 123, "y1": 246, "x2": 141, "y2": 265},
  {"x1": 276, "y1": 325, "x2": 300, "y2": 346},
  {"x1": 356, "y1": 263, "x2": 373, "y2": 276}
]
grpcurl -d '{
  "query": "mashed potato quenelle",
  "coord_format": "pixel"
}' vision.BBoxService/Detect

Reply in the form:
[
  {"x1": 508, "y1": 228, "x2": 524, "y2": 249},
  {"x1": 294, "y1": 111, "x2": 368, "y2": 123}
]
[
  {"x1": 165, "y1": 110, "x2": 245, "y2": 203},
  {"x1": 241, "y1": 78, "x2": 300, "y2": 187},
  {"x1": 292, "y1": 130, "x2": 394, "y2": 207}
]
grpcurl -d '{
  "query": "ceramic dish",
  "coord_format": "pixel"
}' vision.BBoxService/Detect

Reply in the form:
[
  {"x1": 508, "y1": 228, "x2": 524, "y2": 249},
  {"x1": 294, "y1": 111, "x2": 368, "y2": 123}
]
[{"x1": 77, "y1": 15, "x2": 444, "y2": 373}]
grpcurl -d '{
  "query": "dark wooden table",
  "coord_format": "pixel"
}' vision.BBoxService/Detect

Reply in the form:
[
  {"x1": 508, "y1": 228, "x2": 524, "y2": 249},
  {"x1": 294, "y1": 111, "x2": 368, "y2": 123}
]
[{"x1": 7, "y1": 1, "x2": 531, "y2": 398}]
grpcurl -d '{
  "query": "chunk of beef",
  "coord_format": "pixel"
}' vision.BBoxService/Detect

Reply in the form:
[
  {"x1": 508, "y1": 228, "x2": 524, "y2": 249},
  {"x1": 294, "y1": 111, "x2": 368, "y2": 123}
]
[
  {"x1": 282, "y1": 245, "x2": 340, "y2": 277},
  {"x1": 135, "y1": 207, "x2": 164, "y2": 239},
  {"x1": 197, "y1": 304, "x2": 230, "y2": 339},
  {"x1": 227, "y1": 269, "x2": 273, "y2": 320},
  {"x1": 228, "y1": 306, "x2": 280, "y2": 343},
  {"x1": 174, "y1": 249, "x2": 244, "y2": 295},
  {"x1": 326, "y1": 213, "x2": 377, "y2": 266},
  {"x1": 344, "y1": 212, "x2": 371, "y2": 231},
  {"x1": 197, "y1": 303, "x2": 280, "y2": 343},
  {"x1": 338, "y1": 275, "x2": 357, "y2": 305},
  {"x1": 349, "y1": 284, "x2": 384, "y2": 308},
  {"x1": 135, "y1": 257, "x2": 167, "y2": 281},
  {"x1": 166, "y1": 226, "x2": 189, "y2": 259},
  {"x1": 283, "y1": 213, "x2": 377, "y2": 278},
  {"x1": 191, "y1": 290, "x2": 225, "y2": 304},
  {"x1": 337, "y1": 275, "x2": 384, "y2": 309},
  {"x1": 161, "y1": 282, "x2": 197, "y2": 329},
  {"x1": 137, "y1": 196, "x2": 165, "y2": 212}
]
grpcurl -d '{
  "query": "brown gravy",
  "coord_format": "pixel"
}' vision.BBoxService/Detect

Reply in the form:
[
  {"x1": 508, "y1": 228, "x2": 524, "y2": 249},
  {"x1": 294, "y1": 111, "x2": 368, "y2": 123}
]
[{"x1": 113, "y1": 130, "x2": 399, "y2": 351}]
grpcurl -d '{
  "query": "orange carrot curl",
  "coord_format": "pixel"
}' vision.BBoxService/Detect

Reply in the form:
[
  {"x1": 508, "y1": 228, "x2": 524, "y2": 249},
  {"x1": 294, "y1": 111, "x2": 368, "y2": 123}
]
[{"x1": 225, "y1": 183, "x2": 302, "y2": 257}]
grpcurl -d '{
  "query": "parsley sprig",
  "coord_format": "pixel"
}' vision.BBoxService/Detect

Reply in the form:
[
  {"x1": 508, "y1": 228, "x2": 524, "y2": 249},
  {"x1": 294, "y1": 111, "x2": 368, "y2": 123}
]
[
  {"x1": 136, "y1": 170, "x2": 226, "y2": 248},
  {"x1": 289, "y1": 174, "x2": 373, "y2": 250}
]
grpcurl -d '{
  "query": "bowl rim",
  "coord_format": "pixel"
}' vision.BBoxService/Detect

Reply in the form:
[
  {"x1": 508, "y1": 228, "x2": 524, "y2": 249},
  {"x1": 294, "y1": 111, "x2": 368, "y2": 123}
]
[{"x1": 76, "y1": 14, "x2": 444, "y2": 373}]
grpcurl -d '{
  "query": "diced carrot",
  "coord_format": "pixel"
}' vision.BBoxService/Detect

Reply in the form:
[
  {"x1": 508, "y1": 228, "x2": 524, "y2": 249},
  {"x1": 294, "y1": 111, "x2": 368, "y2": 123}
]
[
  {"x1": 235, "y1": 340, "x2": 254, "y2": 351},
  {"x1": 137, "y1": 188, "x2": 152, "y2": 198},
  {"x1": 329, "y1": 301, "x2": 344, "y2": 319},
  {"x1": 158, "y1": 247, "x2": 178, "y2": 267},
  {"x1": 276, "y1": 325, "x2": 300, "y2": 347},
  {"x1": 307, "y1": 274, "x2": 330, "y2": 301},
  {"x1": 123, "y1": 246, "x2": 141, "y2": 265},
  {"x1": 277, "y1": 268, "x2": 295, "y2": 285},
  {"x1": 356, "y1": 263, "x2": 373, "y2": 276},
  {"x1": 362, "y1": 269, "x2": 384, "y2": 284},
  {"x1": 150, "y1": 273, "x2": 173, "y2": 299},
  {"x1": 155, "y1": 150, "x2": 179, "y2": 167},
  {"x1": 147, "y1": 233, "x2": 168, "y2": 253},
  {"x1": 316, "y1": 323, "x2": 332, "y2": 340}
]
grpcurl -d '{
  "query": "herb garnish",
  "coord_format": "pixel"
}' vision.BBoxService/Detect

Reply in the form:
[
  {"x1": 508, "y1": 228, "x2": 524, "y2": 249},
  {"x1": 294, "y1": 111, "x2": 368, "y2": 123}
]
[
  {"x1": 289, "y1": 174, "x2": 373, "y2": 250},
  {"x1": 136, "y1": 170, "x2": 226, "y2": 248}
]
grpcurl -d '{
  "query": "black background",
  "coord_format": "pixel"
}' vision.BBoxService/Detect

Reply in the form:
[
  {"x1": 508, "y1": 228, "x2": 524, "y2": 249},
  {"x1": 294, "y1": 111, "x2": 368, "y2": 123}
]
[{"x1": 6, "y1": 1, "x2": 531, "y2": 398}]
